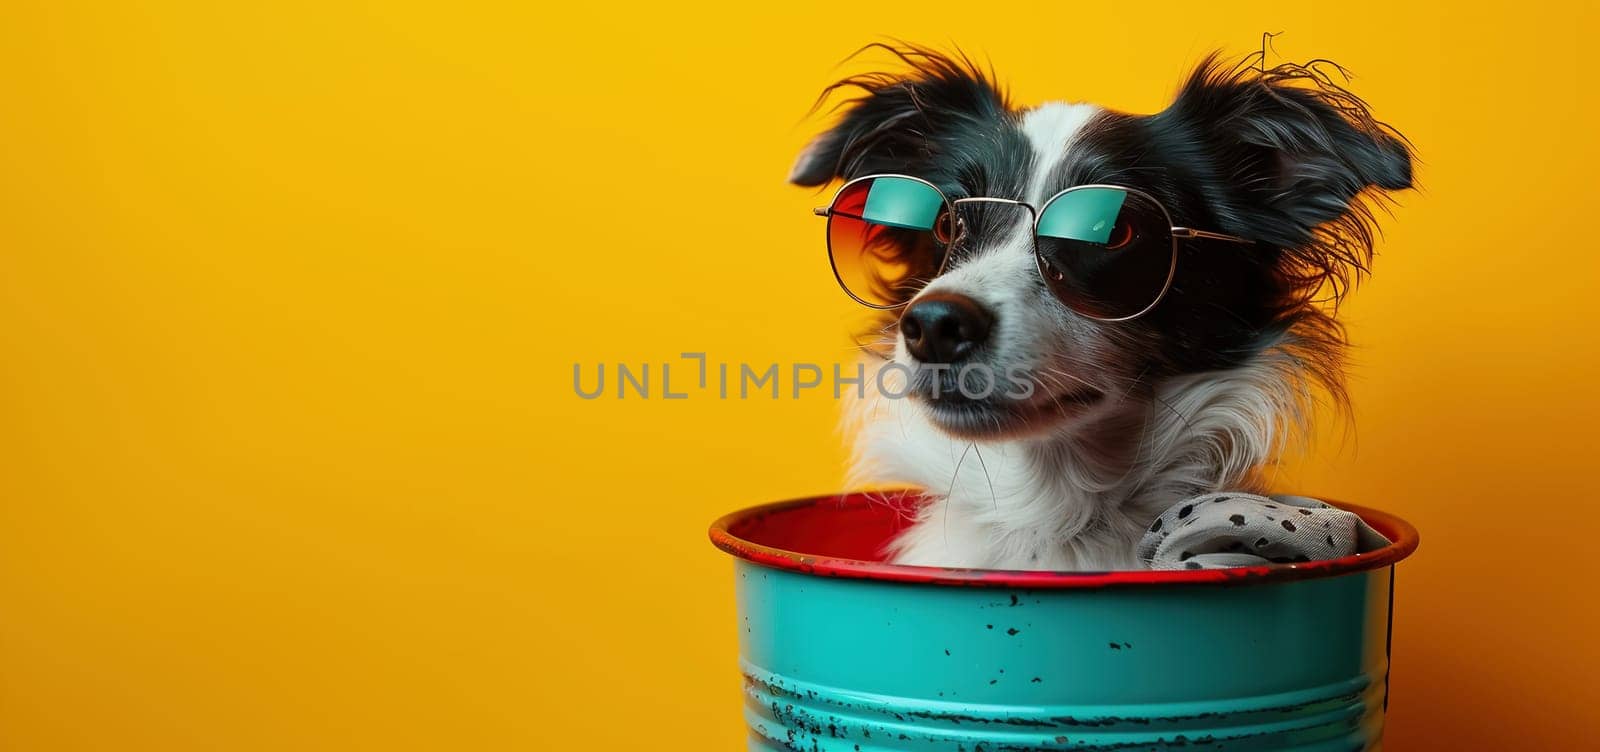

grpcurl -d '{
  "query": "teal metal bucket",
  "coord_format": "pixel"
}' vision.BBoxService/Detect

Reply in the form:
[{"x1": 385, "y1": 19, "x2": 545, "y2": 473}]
[{"x1": 709, "y1": 492, "x2": 1419, "y2": 751}]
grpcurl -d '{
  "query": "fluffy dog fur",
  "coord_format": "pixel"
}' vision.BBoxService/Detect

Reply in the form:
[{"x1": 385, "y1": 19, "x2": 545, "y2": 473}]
[{"x1": 790, "y1": 45, "x2": 1414, "y2": 571}]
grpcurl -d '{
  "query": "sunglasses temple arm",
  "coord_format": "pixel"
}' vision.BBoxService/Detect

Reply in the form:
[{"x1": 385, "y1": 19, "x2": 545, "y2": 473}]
[
  {"x1": 813, "y1": 207, "x2": 830, "y2": 217},
  {"x1": 1172, "y1": 227, "x2": 1255, "y2": 245}
]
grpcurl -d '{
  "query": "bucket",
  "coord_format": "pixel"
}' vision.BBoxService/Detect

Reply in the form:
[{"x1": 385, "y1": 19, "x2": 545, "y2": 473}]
[{"x1": 709, "y1": 491, "x2": 1419, "y2": 751}]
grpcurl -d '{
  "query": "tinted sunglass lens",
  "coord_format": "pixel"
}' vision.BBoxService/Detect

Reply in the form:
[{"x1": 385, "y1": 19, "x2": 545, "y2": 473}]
[
  {"x1": 827, "y1": 176, "x2": 950, "y2": 308},
  {"x1": 1035, "y1": 187, "x2": 1174, "y2": 319}
]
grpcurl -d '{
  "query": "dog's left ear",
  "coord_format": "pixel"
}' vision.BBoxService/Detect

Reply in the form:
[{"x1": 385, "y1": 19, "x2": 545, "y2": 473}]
[
  {"x1": 788, "y1": 46, "x2": 1008, "y2": 187},
  {"x1": 1161, "y1": 55, "x2": 1415, "y2": 279}
]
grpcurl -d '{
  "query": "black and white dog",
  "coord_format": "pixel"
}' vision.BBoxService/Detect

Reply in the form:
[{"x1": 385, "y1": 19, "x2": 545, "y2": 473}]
[{"x1": 789, "y1": 46, "x2": 1413, "y2": 570}]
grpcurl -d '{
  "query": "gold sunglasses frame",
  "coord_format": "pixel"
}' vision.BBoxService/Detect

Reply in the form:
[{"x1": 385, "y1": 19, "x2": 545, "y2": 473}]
[{"x1": 813, "y1": 173, "x2": 1254, "y2": 322}]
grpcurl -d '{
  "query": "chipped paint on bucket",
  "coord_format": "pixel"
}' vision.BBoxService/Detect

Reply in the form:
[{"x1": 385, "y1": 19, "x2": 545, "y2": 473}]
[{"x1": 710, "y1": 492, "x2": 1418, "y2": 751}]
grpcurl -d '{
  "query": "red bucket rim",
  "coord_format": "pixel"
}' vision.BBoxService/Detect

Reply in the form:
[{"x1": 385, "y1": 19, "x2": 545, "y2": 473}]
[{"x1": 708, "y1": 491, "x2": 1419, "y2": 589}]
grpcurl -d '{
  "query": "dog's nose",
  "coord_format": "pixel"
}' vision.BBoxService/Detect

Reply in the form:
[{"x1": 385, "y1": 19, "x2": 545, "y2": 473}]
[{"x1": 900, "y1": 292, "x2": 993, "y2": 364}]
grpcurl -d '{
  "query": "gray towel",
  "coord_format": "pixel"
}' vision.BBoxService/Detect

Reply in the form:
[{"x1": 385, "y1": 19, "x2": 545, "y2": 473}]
[{"x1": 1138, "y1": 493, "x2": 1390, "y2": 570}]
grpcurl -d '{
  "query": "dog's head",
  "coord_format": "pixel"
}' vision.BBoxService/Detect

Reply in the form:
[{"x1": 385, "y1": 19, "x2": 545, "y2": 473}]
[{"x1": 792, "y1": 46, "x2": 1414, "y2": 441}]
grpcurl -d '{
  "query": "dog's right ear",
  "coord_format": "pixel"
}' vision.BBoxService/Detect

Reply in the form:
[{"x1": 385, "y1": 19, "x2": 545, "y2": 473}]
[{"x1": 788, "y1": 45, "x2": 1009, "y2": 187}]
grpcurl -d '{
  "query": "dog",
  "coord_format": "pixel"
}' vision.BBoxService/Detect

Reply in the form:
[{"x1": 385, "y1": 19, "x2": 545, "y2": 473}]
[{"x1": 788, "y1": 45, "x2": 1414, "y2": 571}]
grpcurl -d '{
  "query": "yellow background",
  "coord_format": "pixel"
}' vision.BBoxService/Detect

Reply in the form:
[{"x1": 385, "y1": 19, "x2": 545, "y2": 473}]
[{"x1": 2, "y1": 1, "x2": 1597, "y2": 749}]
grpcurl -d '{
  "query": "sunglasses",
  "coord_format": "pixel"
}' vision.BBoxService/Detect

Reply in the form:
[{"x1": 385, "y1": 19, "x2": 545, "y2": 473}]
[{"x1": 812, "y1": 174, "x2": 1254, "y2": 321}]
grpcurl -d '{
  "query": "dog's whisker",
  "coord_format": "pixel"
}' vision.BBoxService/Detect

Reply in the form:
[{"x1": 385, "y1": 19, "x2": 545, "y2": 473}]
[
  {"x1": 944, "y1": 441, "x2": 978, "y2": 551},
  {"x1": 971, "y1": 444, "x2": 999, "y2": 513}
]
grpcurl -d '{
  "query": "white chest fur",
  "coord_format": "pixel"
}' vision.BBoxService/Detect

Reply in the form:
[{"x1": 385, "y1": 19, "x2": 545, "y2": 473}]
[{"x1": 845, "y1": 345, "x2": 1311, "y2": 571}]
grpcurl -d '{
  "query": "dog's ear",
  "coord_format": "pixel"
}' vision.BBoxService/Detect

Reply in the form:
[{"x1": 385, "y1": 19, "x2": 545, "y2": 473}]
[
  {"x1": 1161, "y1": 55, "x2": 1416, "y2": 297},
  {"x1": 788, "y1": 45, "x2": 1008, "y2": 187}
]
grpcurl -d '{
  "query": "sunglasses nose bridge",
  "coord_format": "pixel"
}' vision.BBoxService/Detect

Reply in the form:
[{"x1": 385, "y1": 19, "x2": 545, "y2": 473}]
[
  {"x1": 946, "y1": 198, "x2": 1039, "y2": 259},
  {"x1": 950, "y1": 196, "x2": 1036, "y2": 217}
]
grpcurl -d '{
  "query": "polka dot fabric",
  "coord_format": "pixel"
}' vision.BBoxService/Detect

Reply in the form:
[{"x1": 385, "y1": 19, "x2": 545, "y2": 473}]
[{"x1": 1137, "y1": 493, "x2": 1391, "y2": 570}]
